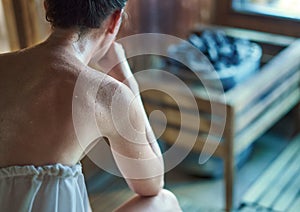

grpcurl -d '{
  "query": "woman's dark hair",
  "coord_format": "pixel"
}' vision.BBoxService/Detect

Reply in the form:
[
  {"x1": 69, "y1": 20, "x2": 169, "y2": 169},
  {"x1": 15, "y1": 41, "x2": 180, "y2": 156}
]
[{"x1": 45, "y1": 0, "x2": 127, "y2": 30}]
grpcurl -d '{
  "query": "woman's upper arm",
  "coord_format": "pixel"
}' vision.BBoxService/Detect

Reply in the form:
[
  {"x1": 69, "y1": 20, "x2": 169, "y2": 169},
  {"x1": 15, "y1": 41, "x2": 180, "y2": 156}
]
[{"x1": 97, "y1": 81, "x2": 164, "y2": 196}]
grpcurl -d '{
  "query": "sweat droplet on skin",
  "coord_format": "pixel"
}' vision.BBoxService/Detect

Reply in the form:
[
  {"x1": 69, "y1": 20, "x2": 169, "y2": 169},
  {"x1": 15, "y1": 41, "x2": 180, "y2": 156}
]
[{"x1": 137, "y1": 151, "x2": 143, "y2": 159}]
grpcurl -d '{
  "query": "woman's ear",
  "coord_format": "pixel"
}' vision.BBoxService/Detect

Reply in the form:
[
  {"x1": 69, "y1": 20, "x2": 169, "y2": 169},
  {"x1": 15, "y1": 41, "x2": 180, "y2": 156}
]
[
  {"x1": 44, "y1": 0, "x2": 48, "y2": 11},
  {"x1": 107, "y1": 10, "x2": 122, "y2": 34}
]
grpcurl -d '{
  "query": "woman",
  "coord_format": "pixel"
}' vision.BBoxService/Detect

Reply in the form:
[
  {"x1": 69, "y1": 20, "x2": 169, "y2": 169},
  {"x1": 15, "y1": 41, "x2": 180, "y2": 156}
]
[{"x1": 0, "y1": 0, "x2": 181, "y2": 211}]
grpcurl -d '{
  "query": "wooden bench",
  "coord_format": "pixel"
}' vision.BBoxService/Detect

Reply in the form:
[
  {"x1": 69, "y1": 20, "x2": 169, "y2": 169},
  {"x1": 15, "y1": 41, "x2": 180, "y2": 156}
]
[{"x1": 140, "y1": 27, "x2": 300, "y2": 211}]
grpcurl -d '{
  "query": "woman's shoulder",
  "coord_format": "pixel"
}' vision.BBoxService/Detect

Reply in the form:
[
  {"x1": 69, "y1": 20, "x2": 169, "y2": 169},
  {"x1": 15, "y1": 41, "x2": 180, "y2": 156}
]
[
  {"x1": 0, "y1": 50, "x2": 22, "y2": 65},
  {"x1": 74, "y1": 66, "x2": 131, "y2": 114}
]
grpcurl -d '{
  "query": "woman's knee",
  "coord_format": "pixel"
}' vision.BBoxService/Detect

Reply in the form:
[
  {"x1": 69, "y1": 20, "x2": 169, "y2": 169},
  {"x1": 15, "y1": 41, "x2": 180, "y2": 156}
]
[{"x1": 114, "y1": 189, "x2": 182, "y2": 212}]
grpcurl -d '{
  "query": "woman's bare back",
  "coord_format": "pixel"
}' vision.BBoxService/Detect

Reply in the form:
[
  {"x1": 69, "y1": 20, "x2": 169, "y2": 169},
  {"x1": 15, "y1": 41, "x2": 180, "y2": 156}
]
[{"x1": 0, "y1": 43, "x2": 99, "y2": 167}]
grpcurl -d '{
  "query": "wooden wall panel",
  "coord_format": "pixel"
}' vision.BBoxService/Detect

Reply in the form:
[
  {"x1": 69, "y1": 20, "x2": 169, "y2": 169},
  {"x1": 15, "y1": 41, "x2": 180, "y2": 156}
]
[
  {"x1": 120, "y1": 0, "x2": 214, "y2": 38},
  {"x1": 2, "y1": 0, "x2": 50, "y2": 50},
  {"x1": 1, "y1": 0, "x2": 19, "y2": 50}
]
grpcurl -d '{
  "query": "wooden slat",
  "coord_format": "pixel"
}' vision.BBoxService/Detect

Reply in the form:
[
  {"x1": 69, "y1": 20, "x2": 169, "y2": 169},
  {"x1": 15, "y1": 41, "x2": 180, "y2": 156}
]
[
  {"x1": 289, "y1": 196, "x2": 300, "y2": 212},
  {"x1": 165, "y1": 109, "x2": 225, "y2": 136},
  {"x1": 146, "y1": 103, "x2": 225, "y2": 133},
  {"x1": 161, "y1": 126, "x2": 224, "y2": 157},
  {"x1": 195, "y1": 96, "x2": 227, "y2": 117},
  {"x1": 273, "y1": 163, "x2": 300, "y2": 212},
  {"x1": 143, "y1": 90, "x2": 207, "y2": 114},
  {"x1": 140, "y1": 77, "x2": 227, "y2": 117},
  {"x1": 242, "y1": 135, "x2": 300, "y2": 204},
  {"x1": 143, "y1": 91, "x2": 227, "y2": 118},
  {"x1": 235, "y1": 71, "x2": 300, "y2": 133},
  {"x1": 165, "y1": 109, "x2": 203, "y2": 130},
  {"x1": 235, "y1": 89, "x2": 300, "y2": 154},
  {"x1": 258, "y1": 149, "x2": 300, "y2": 208},
  {"x1": 226, "y1": 39, "x2": 300, "y2": 112}
]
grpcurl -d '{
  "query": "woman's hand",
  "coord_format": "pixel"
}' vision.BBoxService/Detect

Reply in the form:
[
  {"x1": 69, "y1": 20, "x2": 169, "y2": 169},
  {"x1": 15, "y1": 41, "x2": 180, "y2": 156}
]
[{"x1": 89, "y1": 42, "x2": 138, "y2": 92}]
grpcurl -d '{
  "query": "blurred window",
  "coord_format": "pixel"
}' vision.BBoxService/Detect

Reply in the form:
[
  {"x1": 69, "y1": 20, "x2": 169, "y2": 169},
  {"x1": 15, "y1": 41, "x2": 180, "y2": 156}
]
[{"x1": 232, "y1": 0, "x2": 300, "y2": 21}]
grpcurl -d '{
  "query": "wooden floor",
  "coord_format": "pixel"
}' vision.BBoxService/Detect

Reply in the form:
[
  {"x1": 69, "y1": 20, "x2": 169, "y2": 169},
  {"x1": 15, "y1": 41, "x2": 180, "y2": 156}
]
[
  {"x1": 241, "y1": 135, "x2": 300, "y2": 212},
  {"x1": 86, "y1": 114, "x2": 298, "y2": 211}
]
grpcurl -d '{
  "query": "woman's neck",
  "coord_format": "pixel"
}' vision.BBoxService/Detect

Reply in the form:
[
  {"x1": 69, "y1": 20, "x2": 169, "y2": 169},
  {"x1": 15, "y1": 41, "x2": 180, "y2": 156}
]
[{"x1": 45, "y1": 28, "x2": 105, "y2": 65}]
